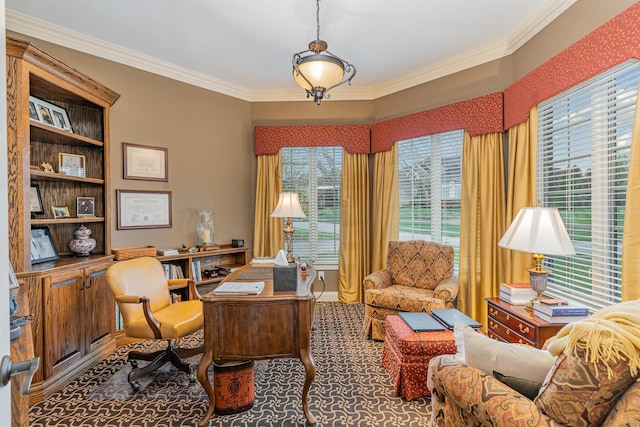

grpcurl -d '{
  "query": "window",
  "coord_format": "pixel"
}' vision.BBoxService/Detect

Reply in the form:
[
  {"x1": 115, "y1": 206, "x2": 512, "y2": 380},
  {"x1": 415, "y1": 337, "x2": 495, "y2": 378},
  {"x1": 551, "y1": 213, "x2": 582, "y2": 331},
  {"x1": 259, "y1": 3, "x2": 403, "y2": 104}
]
[
  {"x1": 537, "y1": 60, "x2": 640, "y2": 310},
  {"x1": 397, "y1": 130, "x2": 463, "y2": 269},
  {"x1": 281, "y1": 146, "x2": 342, "y2": 264}
]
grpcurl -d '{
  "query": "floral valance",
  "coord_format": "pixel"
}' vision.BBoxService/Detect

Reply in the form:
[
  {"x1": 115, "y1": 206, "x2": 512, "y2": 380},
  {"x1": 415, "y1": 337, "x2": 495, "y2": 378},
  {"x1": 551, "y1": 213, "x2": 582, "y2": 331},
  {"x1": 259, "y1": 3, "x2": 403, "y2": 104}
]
[
  {"x1": 254, "y1": 124, "x2": 370, "y2": 155},
  {"x1": 504, "y1": 2, "x2": 640, "y2": 129},
  {"x1": 370, "y1": 92, "x2": 503, "y2": 153}
]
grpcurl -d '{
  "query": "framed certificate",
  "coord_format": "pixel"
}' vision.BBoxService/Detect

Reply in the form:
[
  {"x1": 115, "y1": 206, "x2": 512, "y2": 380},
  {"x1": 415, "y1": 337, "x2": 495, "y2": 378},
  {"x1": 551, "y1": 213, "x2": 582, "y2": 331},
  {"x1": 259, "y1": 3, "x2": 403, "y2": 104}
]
[{"x1": 117, "y1": 190, "x2": 172, "y2": 229}]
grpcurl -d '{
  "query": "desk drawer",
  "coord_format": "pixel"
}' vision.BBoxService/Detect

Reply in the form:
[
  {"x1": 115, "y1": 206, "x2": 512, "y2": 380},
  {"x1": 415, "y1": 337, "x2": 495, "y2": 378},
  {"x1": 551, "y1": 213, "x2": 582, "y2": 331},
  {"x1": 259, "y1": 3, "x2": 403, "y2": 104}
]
[
  {"x1": 488, "y1": 304, "x2": 536, "y2": 342},
  {"x1": 487, "y1": 318, "x2": 533, "y2": 346}
]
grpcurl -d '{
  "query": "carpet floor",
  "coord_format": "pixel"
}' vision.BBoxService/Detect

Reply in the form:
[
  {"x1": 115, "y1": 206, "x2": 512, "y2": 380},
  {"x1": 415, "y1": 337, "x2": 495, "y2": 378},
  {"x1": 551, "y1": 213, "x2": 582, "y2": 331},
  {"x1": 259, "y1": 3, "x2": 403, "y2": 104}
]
[{"x1": 29, "y1": 302, "x2": 431, "y2": 426}]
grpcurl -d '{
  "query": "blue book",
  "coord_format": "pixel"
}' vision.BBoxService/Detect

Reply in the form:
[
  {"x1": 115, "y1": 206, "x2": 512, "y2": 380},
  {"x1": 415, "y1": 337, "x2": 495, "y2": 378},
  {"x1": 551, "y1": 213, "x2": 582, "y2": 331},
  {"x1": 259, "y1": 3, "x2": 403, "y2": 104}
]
[{"x1": 533, "y1": 301, "x2": 589, "y2": 317}]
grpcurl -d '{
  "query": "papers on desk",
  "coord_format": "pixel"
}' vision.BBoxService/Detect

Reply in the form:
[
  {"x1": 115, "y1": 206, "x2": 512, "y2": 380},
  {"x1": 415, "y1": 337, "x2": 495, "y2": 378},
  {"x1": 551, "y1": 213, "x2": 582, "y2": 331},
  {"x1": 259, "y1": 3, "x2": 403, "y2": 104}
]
[{"x1": 213, "y1": 281, "x2": 265, "y2": 295}]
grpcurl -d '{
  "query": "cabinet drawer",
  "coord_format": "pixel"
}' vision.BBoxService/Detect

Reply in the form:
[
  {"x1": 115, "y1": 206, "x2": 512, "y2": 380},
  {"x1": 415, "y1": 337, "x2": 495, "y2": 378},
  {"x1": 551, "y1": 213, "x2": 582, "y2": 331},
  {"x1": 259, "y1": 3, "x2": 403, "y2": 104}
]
[
  {"x1": 487, "y1": 317, "x2": 533, "y2": 346},
  {"x1": 487, "y1": 304, "x2": 536, "y2": 342}
]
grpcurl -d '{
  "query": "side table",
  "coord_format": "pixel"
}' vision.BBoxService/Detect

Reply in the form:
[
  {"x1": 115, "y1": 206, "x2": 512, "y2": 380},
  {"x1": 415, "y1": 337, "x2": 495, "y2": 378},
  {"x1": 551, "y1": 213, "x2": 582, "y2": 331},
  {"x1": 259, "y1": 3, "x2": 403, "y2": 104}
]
[{"x1": 486, "y1": 297, "x2": 567, "y2": 348}]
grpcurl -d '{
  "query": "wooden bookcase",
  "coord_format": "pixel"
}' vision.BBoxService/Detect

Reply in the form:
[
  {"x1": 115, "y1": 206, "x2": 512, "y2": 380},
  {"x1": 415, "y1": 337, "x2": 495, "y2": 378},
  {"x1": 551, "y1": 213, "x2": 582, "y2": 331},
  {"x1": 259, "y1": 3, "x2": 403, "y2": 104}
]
[{"x1": 6, "y1": 36, "x2": 120, "y2": 403}]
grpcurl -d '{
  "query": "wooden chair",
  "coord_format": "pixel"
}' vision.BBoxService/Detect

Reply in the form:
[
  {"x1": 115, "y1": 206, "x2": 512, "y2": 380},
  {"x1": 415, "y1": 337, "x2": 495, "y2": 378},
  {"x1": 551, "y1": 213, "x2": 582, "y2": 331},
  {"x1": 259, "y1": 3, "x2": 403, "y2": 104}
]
[{"x1": 105, "y1": 257, "x2": 204, "y2": 391}]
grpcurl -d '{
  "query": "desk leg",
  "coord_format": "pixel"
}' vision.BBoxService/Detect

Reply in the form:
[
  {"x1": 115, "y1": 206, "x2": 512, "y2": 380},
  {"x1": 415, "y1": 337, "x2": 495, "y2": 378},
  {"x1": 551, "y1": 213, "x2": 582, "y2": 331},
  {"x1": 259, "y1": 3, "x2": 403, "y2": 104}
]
[
  {"x1": 197, "y1": 348, "x2": 215, "y2": 427},
  {"x1": 300, "y1": 348, "x2": 316, "y2": 426}
]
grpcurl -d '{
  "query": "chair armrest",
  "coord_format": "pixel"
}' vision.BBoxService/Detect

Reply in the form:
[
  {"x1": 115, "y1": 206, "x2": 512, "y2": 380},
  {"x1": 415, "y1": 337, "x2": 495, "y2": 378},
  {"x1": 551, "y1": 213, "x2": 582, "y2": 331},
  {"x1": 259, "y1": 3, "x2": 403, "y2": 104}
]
[
  {"x1": 188, "y1": 279, "x2": 201, "y2": 300},
  {"x1": 167, "y1": 278, "x2": 201, "y2": 300},
  {"x1": 114, "y1": 294, "x2": 162, "y2": 339},
  {"x1": 434, "y1": 275, "x2": 459, "y2": 304},
  {"x1": 428, "y1": 355, "x2": 561, "y2": 427},
  {"x1": 363, "y1": 269, "x2": 392, "y2": 291}
]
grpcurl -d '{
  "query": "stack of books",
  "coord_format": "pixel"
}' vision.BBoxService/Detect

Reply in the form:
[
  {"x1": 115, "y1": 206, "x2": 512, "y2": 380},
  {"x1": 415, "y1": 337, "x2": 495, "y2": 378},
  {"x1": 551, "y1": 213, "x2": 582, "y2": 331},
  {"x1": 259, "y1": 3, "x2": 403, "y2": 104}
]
[
  {"x1": 499, "y1": 282, "x2": 538, "y2": 305},
  {"x1": 533, "y1": 299, "x2": 590, "y2": 323}
]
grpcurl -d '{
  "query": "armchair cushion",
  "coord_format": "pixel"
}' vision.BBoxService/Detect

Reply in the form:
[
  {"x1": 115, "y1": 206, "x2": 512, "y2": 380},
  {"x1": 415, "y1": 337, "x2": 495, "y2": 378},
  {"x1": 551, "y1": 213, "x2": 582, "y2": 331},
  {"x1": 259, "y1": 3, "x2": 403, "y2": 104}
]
[
  {"x1": 493, "y1": 371, "x2": 542, "y2": 401},
  {"x1": 125, "y1": 299, "x2": 203, "y2": 339}
]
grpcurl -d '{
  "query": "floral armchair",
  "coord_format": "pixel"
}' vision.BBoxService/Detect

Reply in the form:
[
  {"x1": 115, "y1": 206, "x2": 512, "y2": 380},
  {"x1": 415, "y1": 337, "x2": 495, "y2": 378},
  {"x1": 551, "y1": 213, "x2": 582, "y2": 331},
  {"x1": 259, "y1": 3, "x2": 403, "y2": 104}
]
[{"x1": 363, "y1": 240, "x2": 458, "y2": 340}]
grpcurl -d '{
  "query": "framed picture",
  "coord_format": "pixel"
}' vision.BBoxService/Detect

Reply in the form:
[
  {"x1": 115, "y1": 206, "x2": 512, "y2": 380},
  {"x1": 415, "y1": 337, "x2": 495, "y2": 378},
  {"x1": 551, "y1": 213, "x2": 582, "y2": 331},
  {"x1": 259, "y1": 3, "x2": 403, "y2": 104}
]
[
  {"x1": 58, "y1": 153, "x2": 86, "y2": 178},
  {"x1": 30, "y1": 184, "x2": 44, "y2": 214},
  {"x1": 8, "y1": 262, "x2": 19, "y2": 290},
  {"x1": 52, "y1": 205, "x2": 70, "y2": 218},
  {"x1": 29, "y1": 96, "x2": 73, "y2": 133},
  {"x1": 30, "y1": 227, "x2": 59, "y2": 264},
  {"x1": 123, "y1": 142, "x2": 168, "y2": 181},
  {"x1": 117, "y1": 190, "x2": 172, "y2": 229},
  {"x1": 77, "y1": 196, "x2": 95, "y2": 217}
]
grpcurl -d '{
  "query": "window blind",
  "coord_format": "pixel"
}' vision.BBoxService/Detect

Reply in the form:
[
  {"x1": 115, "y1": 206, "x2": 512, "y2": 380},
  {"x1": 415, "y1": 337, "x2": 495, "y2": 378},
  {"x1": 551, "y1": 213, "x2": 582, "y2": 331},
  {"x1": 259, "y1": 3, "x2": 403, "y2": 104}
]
[
  {"x1": 281, "y1": 146, "x2": 342, "y2": 264},
  {"x1": 397, "y1": 130, "x2": 463, "y2": 269},
  {"x1": 537, "y1": 60, "x2": 640, "y2": 310}
]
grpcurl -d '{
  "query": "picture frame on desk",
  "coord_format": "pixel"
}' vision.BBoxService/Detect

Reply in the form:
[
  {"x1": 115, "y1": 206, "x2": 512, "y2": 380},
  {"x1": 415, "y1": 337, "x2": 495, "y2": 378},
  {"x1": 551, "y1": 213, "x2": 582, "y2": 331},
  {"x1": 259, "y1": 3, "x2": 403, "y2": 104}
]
[
  {"x1": 123, "y1": 142, "x2": 168, "y2": 181},
  {"x1": 30, "y1": 226, "x2": 59, "y2": 264},
  {"x1": 117, "y1": 189, "x2": 172, "y2": 229}
]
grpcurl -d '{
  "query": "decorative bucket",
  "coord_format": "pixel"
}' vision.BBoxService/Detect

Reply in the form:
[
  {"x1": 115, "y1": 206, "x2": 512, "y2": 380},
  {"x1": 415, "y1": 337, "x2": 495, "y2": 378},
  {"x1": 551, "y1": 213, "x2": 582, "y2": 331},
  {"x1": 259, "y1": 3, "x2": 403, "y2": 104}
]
[{"x1": 213, "y1": 360, "x2": 255, "y2": 415}]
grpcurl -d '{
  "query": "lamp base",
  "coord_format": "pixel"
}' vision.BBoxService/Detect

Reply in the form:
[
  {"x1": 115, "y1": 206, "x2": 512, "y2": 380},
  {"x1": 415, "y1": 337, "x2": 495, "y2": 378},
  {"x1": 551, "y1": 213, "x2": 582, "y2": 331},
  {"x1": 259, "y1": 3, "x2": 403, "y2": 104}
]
[
  {"x1": 525, "y1": 268, "x2": 549, "y2": 311},
  {"x1": 283, "y1": 224, "x2": 295, "y2": 264}
]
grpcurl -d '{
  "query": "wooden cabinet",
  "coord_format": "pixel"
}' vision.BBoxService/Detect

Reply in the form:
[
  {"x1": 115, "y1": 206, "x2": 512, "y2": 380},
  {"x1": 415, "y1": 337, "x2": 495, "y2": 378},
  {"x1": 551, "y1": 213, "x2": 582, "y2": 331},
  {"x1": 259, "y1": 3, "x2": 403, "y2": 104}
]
[
  {"x1": 486, "y1": 297, "x2": 566, "y2": 349},
  {"x1": 6, "y1": 37, "x2": 119, "y2": 403}
]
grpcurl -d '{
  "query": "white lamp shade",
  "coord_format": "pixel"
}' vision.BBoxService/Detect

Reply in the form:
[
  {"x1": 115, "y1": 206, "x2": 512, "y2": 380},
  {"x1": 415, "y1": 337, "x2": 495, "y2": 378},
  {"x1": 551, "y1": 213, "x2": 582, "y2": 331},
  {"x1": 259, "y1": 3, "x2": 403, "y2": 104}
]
[
  {"x1": 271, "y1": 192, "x2": 306, "y2": 218},
  {"x1": 498, "y1": 207, "x2": 576, "y2": 256},
  {"x1": 294, "y1": 54, "x2": 345, "y2": 90}
]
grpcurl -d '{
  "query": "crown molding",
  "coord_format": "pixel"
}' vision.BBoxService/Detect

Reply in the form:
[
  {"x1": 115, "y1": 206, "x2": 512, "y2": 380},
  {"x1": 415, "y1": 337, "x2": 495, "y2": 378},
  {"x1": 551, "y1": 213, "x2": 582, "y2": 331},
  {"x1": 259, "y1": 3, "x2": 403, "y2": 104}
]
[{"x1": 7, "y1": 0, "x2": 576, "y2": 103}]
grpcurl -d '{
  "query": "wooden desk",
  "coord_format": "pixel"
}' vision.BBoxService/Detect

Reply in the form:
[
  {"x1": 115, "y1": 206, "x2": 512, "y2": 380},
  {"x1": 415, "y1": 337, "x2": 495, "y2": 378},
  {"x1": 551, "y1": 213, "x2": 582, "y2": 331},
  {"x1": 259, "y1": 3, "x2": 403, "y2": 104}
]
[{"x1": 197, "y1": 264, "x2": 316, "y2": 426}]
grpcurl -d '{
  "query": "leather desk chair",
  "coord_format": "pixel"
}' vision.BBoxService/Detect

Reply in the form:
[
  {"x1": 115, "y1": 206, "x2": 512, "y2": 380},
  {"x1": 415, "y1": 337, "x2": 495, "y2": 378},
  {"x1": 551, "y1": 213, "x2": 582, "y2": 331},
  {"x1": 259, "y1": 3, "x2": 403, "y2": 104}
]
[{"x1": 106, "y1": 256, "x2": 204, "y2": 390}]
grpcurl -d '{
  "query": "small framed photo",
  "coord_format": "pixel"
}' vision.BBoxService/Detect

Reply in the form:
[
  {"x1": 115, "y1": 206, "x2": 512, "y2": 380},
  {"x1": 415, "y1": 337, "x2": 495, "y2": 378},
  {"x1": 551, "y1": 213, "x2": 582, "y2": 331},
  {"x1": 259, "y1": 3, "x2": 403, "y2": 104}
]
[
  {"x1": 117, "y1": 190, "x2": 172, "y2": 229},
  {"x1": 58, "y1": 153, "x2": 86, "y2": 177},
  {"x1": 52, "y1": 205, "x2": 70, "y2": 219},
  {"x1": 30, "y1": 227, "x2": 59, "y2": 264},
  {"x1": 8, "y1": 262, "x2": 19, "y2": 289},
  {"x1": 30, "y1": 96, "x2": 73, "y2": 133},
  {"x1": 30, "y1": 184, "x2": 44, "y2": 214},
  {"x1": 77, "y1": 197, "x2": 95, "y2": 217},
  {"x1": 123, "y1": 142, "x2": 169, "y2": 181}
]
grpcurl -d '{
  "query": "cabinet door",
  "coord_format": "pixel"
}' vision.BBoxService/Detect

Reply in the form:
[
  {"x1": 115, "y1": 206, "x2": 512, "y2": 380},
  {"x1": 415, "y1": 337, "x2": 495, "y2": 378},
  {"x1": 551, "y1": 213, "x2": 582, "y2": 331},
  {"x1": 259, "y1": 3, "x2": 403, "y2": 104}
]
[
  {"x1": 85, "y1": 262, "x2": 115, "y2": 352},
  {"x1": 43, "y1": 270, "x2": 84, "y2": 377}
]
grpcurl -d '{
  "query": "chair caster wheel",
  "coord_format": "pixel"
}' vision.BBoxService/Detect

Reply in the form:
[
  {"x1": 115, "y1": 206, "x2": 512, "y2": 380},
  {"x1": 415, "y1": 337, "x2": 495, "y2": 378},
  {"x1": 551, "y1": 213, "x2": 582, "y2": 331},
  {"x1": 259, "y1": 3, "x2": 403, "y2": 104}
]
[
  {"x1": 189, "y1": 373, "x2": 196, "y2": 382},
  {"x1": 130, "y1": 360, "x2": 138, "y2": 368},
  {"x1": 130, "y1": 381, "x2": 140, "y2": 392}
]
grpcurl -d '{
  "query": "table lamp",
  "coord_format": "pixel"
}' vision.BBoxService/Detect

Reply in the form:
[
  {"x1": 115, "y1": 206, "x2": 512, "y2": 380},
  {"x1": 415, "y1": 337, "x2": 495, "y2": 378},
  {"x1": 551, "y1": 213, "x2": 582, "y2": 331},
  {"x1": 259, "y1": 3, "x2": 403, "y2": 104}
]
[
  {"x1": 271, "y1": 192, "x2": 306, "y2": 263},
  {"x1": 498, "y1": 206, "x2": 576, "y2": 310}
]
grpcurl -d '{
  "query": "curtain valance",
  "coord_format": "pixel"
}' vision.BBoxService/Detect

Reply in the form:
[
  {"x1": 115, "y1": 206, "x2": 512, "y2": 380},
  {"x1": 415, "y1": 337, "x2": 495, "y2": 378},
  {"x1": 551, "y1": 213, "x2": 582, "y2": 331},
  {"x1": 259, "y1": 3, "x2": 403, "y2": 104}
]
[
  {"x1": 504, "y1": 2, "x2": 640, "y2": 130},
  {"x1": 370, "y1": 92, "x2": 503, "y2": 154},
  {"x1": 254, "y1": 124, "x2": 370, "y2": 155}
]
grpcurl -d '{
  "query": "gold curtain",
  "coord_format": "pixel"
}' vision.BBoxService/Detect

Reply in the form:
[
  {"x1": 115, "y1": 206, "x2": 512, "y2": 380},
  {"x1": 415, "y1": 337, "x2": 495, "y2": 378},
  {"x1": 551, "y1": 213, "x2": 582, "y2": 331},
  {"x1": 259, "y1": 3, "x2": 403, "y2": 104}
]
[
  {"x1": 622, "y1": 87, "x2": 640, "y2": 301},
  {"x1": 252, "y1": 153, "x2": 283, "y2": 257},
  {"x1": 371, "y1": 145, "x2": 399, "y2": 272},
  {"x1": 338, "y1": 151, "x2": 370, "y2": 303},
  {"x1": 502, "y1": 107, "x2": 538, "y2": 283},
  {"x1": 459, "y1": 131, "x2": 505, "y2": 322}
]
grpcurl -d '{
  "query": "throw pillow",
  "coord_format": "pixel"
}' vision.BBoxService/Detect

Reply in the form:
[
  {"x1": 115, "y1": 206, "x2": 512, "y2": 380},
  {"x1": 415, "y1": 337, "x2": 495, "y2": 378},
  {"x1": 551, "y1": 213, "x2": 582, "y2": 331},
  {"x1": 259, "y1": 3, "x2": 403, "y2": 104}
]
[
  {"x1": 493, "y1": 370, "x2": 543, "y2": 400},
  {"x1": 454, "y1": 323, "x2": 556, "y2": 383}
]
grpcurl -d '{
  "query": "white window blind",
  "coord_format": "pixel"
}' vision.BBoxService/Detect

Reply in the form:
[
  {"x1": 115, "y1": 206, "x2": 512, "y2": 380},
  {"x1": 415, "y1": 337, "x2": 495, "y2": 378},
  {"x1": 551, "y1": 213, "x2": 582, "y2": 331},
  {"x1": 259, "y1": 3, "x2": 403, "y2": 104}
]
[
  {"x1": 537, "y1": 60, "x2": 640, "y2": 310},
  {"x1": 397, "y1": 130, "x2": 463, "y2": 269},
  {"x1": 281, "y1": 146, "x2": 342, "y2": 264}
]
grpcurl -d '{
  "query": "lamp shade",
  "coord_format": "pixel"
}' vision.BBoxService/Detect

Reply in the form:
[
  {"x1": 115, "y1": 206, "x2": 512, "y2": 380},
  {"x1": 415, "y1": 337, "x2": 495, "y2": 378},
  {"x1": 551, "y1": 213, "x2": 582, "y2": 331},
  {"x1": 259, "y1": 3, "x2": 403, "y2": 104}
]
[
  {"x1": 293, "y1": 54, "x2": 345, "y2": 91},
  {"x1": 271, "y1": 192, "x2": 306, "y2": 218},
  {"x1": 498, "y1": 207, "x2": 576, "y2": 256}
]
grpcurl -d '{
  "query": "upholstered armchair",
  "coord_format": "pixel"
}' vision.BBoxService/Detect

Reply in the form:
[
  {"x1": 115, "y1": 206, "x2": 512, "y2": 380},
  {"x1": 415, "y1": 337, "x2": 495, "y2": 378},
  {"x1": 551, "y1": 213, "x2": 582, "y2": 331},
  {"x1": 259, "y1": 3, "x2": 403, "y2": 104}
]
[
  {"x1": 106, "y1": 257, "x2": 204, "y2": 391},
  {"x1": 363, "y1": 240, "x2": 458, "y2": 340}
]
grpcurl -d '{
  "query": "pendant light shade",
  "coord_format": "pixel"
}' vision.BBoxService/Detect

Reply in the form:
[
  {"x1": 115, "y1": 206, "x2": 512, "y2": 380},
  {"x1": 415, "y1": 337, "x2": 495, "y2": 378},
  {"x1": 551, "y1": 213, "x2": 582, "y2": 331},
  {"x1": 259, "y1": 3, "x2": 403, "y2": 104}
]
[{"x1": 292, "y1": 0, "x2": 356, "y2": 105}]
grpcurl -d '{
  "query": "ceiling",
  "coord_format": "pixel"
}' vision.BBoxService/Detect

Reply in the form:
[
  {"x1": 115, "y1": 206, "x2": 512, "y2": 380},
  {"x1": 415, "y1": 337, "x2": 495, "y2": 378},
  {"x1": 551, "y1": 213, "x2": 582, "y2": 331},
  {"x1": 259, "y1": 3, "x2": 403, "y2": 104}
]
[{"x1": 5, "y1": 0, "x2": 576, "y2": 102}]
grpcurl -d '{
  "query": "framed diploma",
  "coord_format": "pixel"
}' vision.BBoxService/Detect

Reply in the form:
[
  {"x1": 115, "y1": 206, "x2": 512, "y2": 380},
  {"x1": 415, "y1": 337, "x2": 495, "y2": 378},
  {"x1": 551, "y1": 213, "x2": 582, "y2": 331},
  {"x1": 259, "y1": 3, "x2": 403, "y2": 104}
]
[
  {"x1": 116, "y1": 190, "x2": 172, "y2": 229},
  {"x1": 123, "y1": 142, "x2": 168, "y2": 181}
]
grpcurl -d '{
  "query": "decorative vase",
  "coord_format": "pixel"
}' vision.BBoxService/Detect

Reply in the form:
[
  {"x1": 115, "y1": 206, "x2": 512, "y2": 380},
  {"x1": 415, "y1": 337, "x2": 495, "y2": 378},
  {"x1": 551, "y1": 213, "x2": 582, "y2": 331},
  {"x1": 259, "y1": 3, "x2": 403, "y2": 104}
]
[
  {"x1": 197, "y1": 208, "x2": 215, "y2": 246},
  {"x1": 69, "y1": 224, "x2": 97, "y2": 257}
]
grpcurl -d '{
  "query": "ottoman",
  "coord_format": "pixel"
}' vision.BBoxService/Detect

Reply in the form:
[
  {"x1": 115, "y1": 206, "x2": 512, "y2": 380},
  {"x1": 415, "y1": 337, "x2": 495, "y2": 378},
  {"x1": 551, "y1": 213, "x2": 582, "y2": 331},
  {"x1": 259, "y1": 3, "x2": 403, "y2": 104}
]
[{"x1": 381, "y1": 314, "x2": 456, "y2": 401}]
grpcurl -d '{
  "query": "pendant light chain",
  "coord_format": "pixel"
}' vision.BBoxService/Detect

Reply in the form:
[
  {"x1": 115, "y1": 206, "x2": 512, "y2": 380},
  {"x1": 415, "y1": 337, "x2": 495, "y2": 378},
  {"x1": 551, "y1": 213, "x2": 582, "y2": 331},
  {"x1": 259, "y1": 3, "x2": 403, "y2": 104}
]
[{"x1": 316, "y1": 0, "x2": 320, "y2": 41}]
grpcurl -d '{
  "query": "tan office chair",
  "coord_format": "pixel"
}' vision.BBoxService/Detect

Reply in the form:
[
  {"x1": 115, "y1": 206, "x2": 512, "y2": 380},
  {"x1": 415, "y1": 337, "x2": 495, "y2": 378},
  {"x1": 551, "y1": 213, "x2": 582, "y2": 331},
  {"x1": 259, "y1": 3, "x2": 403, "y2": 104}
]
[{"x1": 105, "y1": 256, "x2": 204, "y2": 391}]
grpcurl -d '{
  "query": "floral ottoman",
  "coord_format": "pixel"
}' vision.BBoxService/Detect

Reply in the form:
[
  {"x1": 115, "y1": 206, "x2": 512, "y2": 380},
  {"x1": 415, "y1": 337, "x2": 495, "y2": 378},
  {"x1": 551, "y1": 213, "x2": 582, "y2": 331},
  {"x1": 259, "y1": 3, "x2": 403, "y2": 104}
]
[{"x1": 381, "y1": 314, "x2": 456, "y2": 401}]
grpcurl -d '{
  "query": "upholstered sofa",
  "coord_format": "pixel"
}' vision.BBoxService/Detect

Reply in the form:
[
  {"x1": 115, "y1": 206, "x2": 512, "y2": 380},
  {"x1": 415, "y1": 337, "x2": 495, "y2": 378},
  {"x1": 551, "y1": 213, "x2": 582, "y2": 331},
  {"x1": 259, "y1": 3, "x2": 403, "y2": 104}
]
[
  {"x1": 427, "y1": 301, "x2": 640, "y2": 426},
  {"x1": 363, "y1": 240, "x2": 458, "y2": 340}
]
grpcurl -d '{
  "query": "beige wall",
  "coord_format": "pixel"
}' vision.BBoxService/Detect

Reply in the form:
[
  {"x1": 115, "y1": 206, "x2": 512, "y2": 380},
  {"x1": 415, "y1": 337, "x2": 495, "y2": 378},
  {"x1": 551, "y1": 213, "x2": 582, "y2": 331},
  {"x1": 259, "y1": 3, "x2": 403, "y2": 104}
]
[{"x1": 7, "y1": 1, "x2": 636, "y2": 292}]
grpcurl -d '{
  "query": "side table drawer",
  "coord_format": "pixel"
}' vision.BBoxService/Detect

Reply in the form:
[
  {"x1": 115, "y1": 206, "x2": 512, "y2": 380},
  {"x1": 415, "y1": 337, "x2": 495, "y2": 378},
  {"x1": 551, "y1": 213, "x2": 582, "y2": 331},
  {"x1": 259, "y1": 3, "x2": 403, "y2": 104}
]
[
  {"x1": 488, "y1": 304, "x2": 536, "y2": 342},
  {"x1": 487, "y1": 318, "x2": 533, "y2": 346}
]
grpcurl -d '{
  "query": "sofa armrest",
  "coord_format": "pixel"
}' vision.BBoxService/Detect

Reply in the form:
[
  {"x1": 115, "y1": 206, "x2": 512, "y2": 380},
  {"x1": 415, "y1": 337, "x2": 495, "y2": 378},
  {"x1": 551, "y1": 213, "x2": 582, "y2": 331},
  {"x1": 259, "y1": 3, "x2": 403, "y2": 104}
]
[
  {"x1": 433, "y1": 275, "x2": 459, "y2": 304},
  {"x1": 428, "y1": 355, "x2": 561, "y2": 427},
  {"x1": 363, "y1": 269, "x2": 392, "y2": 291}
]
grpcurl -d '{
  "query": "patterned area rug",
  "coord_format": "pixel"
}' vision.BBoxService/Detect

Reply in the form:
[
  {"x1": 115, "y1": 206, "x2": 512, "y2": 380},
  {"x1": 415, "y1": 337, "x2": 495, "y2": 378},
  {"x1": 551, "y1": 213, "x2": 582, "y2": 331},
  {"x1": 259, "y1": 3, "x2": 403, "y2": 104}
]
[{"x1": 29, "y1": 302, "x2": 431, "y2": 426}]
